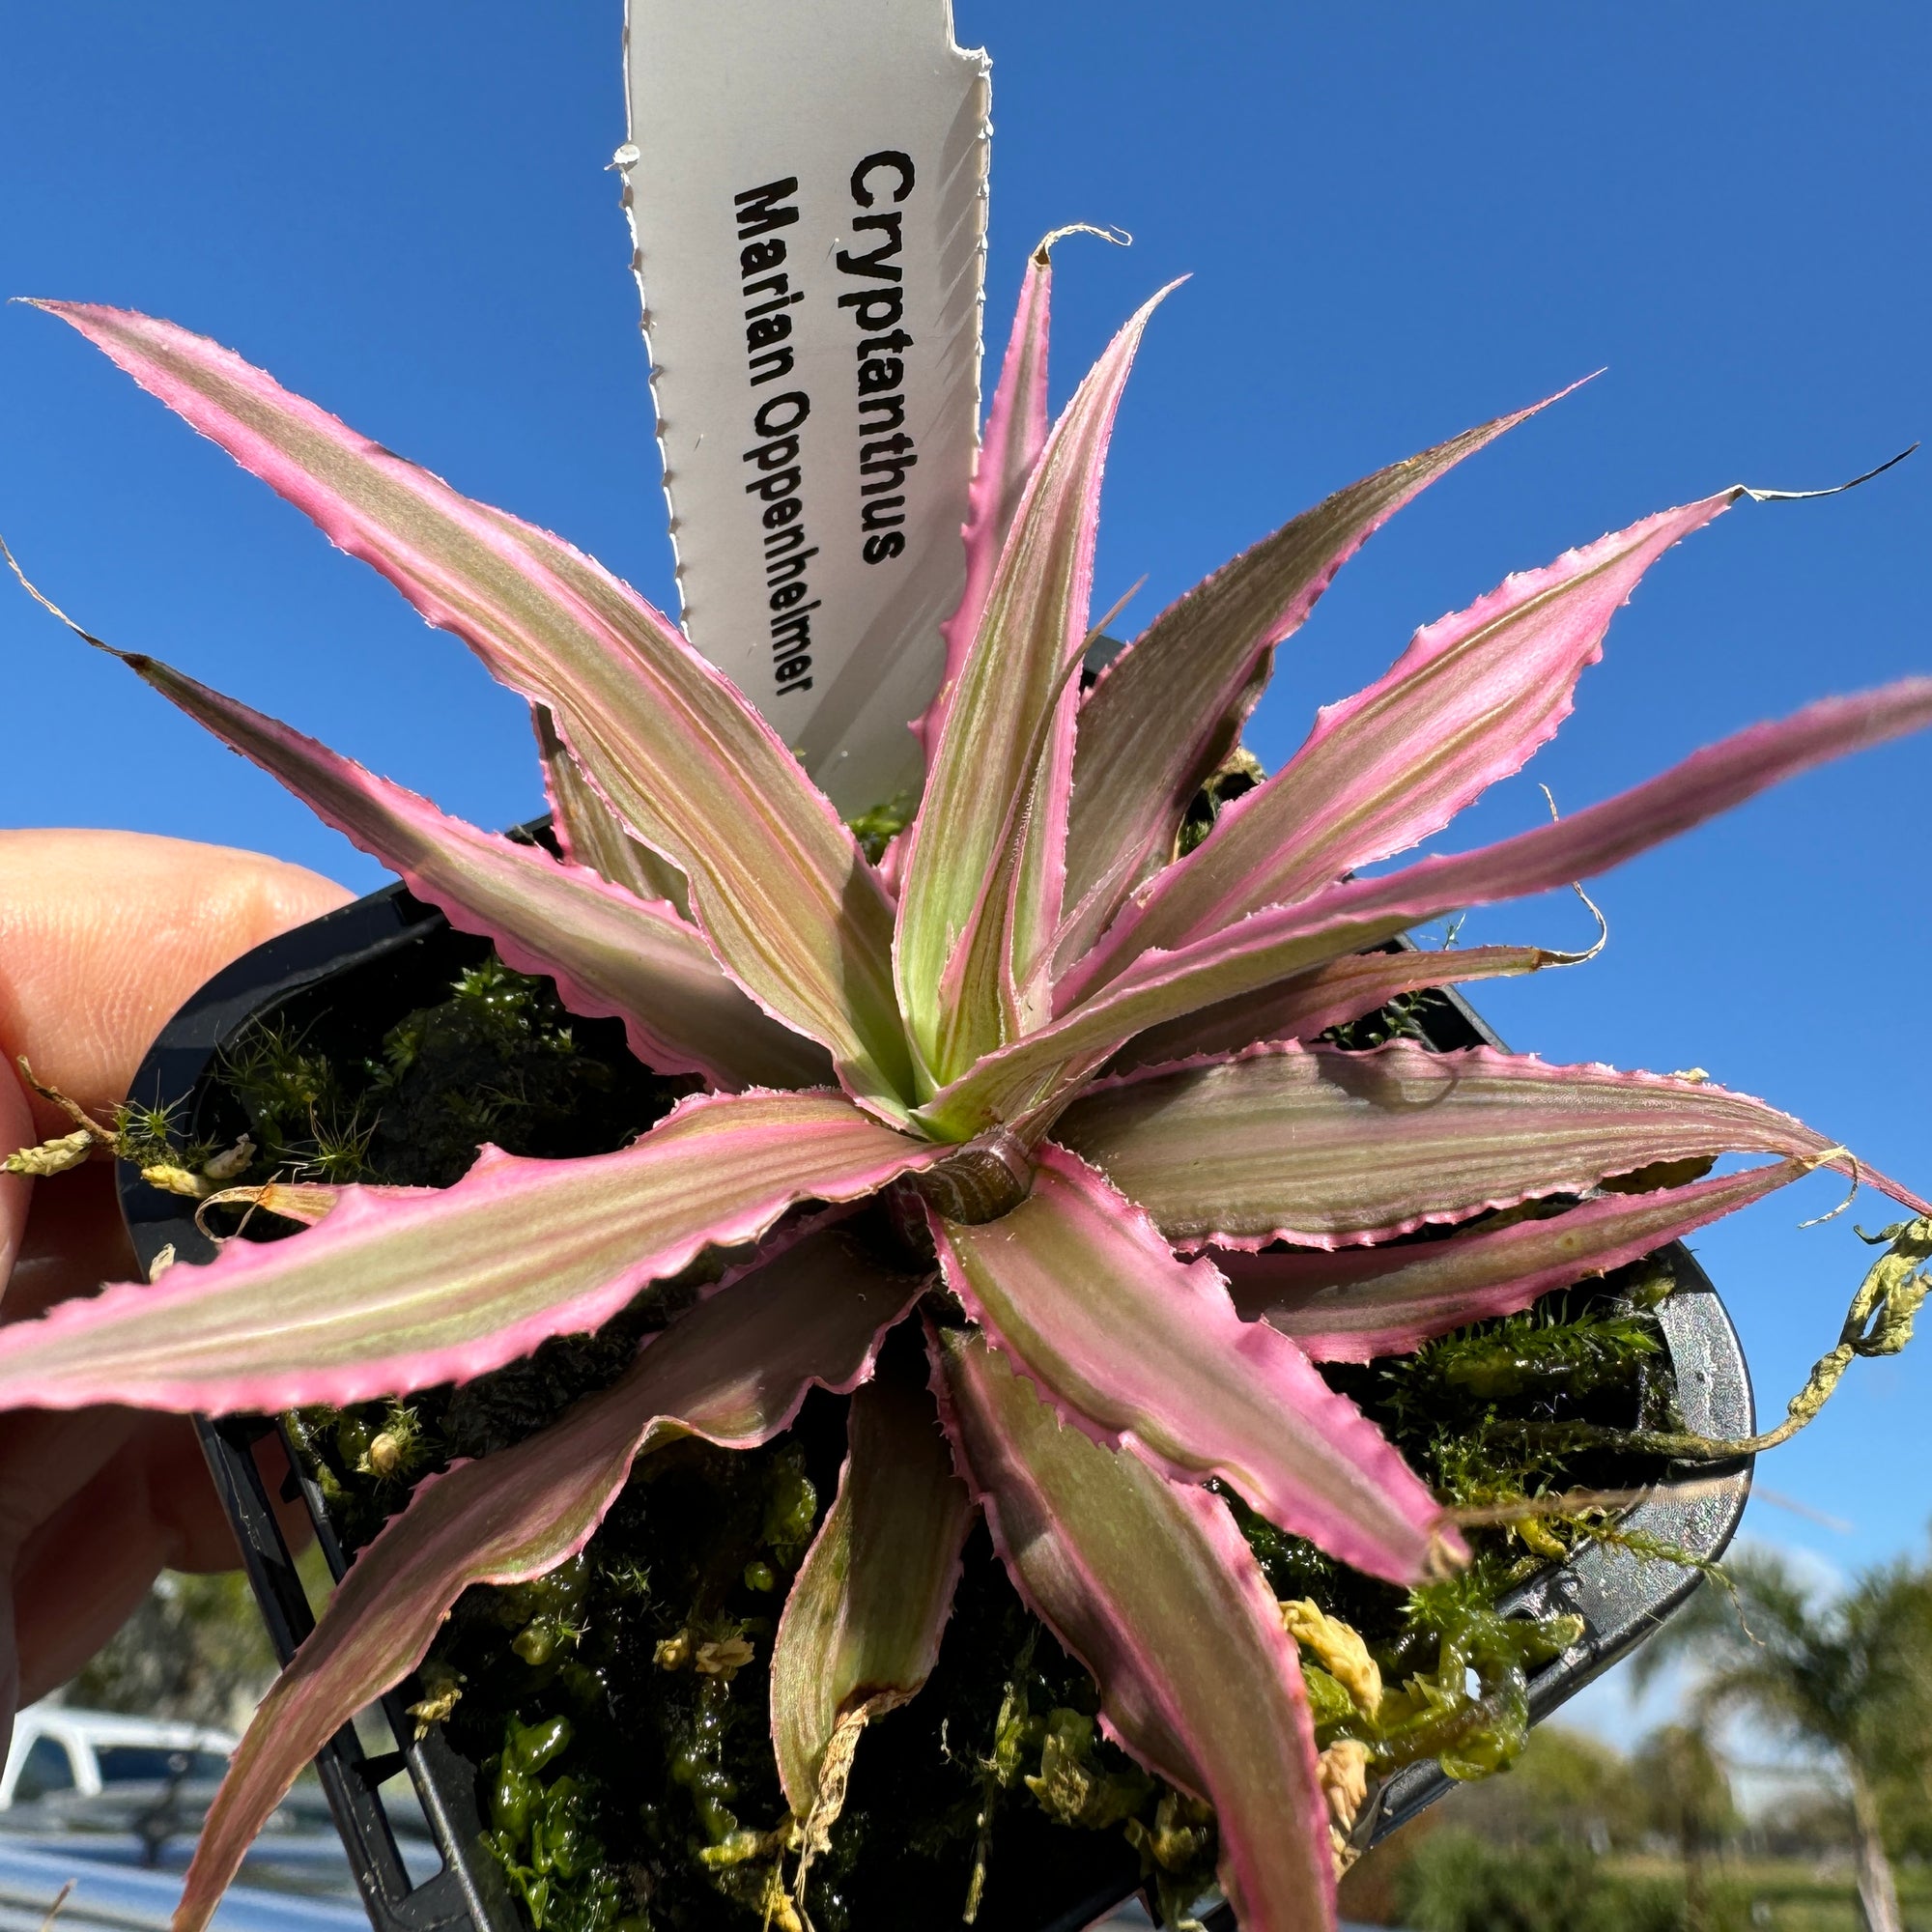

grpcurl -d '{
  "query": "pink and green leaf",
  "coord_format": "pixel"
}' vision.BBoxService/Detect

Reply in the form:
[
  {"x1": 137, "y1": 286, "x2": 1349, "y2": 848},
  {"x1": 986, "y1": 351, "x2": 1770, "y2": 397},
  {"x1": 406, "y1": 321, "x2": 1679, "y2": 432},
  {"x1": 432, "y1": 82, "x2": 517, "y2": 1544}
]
[
  {"x1": 930, "y1": 1325, "x2": 1338, "y2": 1932},
  {"x1": 1111, "y1": 941, "x2": 1559, "y2": 1071},
  {"x1": 0, "y1": 1091, "x2": 939, "y2": 1413},
  {"x1": 916, "y1": 238, "x2": 1057, "y2": 761},
  {"x1": 533, "y1": 703, "x2": 692, "y2": 919},
  {"x1": 36, "y1": 302, "x2": 915, "y2": 1118},
  {"x1": 929, "y1": 1144, "x2": 1454, "y2": 1584},
  {"x1": 1070, "y1": 491, "x2": 1738, "y2": 992},
  {"x1": 895, "y1": 288, "x2": 1172, "y2": 1093},
  {"x1": 174, "y1": 1228, "x2": 924, "y2": 1932},
  {"x1": 1055, "y1": 1040, "x2": 1899, "y2": 1249},
  {"x1": 770, "y1": 1361, "x2": 973, "y2": 1817},
  {"x1": 122, "y1": 648, "x2": 833, "y2": 1092},
  {"x1": 1217, "y1": 1157, "x2": 1809, "y2": 1361},
  {"x1": 1058, "y1": 390, "x2": 1572, "y2": 966},
  {"x1": 920, "y1": 677, "x2": 1932, "y2": 1141}
]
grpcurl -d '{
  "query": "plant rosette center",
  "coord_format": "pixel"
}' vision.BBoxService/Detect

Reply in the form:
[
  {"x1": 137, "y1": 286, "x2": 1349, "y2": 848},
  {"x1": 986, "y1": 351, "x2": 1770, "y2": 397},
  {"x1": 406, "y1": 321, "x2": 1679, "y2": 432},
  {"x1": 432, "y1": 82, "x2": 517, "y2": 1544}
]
[{"x1": 904, "y1": 1127, "x2": 1037, "y2": 1225}]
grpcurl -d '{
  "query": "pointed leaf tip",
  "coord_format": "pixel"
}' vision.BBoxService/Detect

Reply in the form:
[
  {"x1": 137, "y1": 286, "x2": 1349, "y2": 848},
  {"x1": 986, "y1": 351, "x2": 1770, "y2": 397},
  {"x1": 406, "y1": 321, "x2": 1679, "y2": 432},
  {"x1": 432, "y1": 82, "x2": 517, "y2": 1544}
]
[
  {"x1": 1741, "y1": 443, "x2": 1917, "y2": 502},
  {"x1": 926, "y1": 674, "x2": 1932, "y2": 1141},
  {"x1": 1113, "y1": 941, "x2": 1558, "y2": 1069},
  {"x1": 1222, "y1": 1157, "x2": 1811, "y2": 1361},
  {"x1": 33, "y1": 299, "x2": 914, "y2": 1117},
  {"x1": 0, "y1": 1090, "x2": 939, "y2": 1414},
  {"x1": 127, "y1": 649, "x2": 830, "y2": 1092},
  {"x1": 932, "y1": 1326, "x2": 1338, "y2": 1932},
  {"x1": 901, "y1": 283, "x2": 1174, "y2": 1087},
  {"x1": 1059, "y1": 383, "x2": 1581, "y2": 966},
  {"x1": 930, "y1": 1143, "x2": 1452, "y2": 1584},
  {"x1": 918, "y1": 241, "x2": 1060, "y2": 762},
  {"x1": 1071, "y1": 487, "x2": 1739, "y2": 992},
  {"x1": 1056, "y1": 1041, "x2": 1873, "y2": 1251}
]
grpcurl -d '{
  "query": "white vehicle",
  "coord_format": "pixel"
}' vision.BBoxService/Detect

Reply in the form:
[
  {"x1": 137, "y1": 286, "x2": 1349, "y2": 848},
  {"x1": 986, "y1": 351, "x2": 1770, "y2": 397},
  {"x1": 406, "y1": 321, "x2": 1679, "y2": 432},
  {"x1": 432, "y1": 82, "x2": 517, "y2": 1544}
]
[{"x1": 0, "y1": 1701, "x2": 236, "y2": 1808}]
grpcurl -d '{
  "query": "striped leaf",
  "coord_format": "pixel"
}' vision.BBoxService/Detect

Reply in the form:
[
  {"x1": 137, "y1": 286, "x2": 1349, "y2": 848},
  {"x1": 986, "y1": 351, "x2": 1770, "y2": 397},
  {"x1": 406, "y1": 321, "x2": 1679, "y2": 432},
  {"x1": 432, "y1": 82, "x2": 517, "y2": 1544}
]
[
  {"x1": 770, "y1": 1361, "x2": 972, "y2": 1819},
  {"x1": 534, "y1": 703, "x2": 691, "y2": 918},
  {"x1": 896, "y1": 289, "x2": 1170, "y2": 1093},
  {"x1": 930, "y1": 1144, "x2": 1453, "y2": 1584},
  {"x1": 0, "y1": 1091, "x2": 938, "y2": 1412},
  {"x1": 915, "y1": 237, "x2": 1057, "y2": 760},
  {"x1": 122, "y1": 647, "x2": 830, "y2": 1091},
  {"x1": 931, "y1": 1326, "x2": 1338, "y2": 1932},
  {"x1": 174, "y1": 1229, "x2": 923, "y2": 1932},
  {"x1": 36, "y1": 301, "x2": 915, "y2": 1118},
  {"x1": 921, "y1": 678, "x2": 1932, "y2": 1141},
  {"x1": 1059, "y1": 390, "x2": 1569, "y2": 965},
  {"x1": 1056, "y1": 1042, "x2": 1896, "y2": 1249},
  {"x1": 1220, "y1": 1159, "x2": 1809, "y2": 1361},
  {"x1": 1112, "y1": 941, "x2": 1557, "y2": 1071},
  {"x1": 1070, "y1": 492, "x2": 1738, "y2": 993}
]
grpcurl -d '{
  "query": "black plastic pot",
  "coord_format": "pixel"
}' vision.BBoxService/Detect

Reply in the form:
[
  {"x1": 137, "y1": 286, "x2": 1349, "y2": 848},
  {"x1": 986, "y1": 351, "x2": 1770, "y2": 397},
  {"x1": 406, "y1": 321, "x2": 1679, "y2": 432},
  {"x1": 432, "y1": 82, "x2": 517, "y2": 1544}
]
[{"x1": 115, "y1": 880, "x2": 1752, "y2": 1932}]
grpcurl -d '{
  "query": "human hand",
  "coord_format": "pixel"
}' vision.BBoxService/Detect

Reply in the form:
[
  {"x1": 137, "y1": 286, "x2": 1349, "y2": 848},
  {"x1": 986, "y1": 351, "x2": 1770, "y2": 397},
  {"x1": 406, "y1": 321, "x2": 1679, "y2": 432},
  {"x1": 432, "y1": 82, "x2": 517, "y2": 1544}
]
[{"x1": 0, "y1": 829, "x2": 349, "y2": 1744}]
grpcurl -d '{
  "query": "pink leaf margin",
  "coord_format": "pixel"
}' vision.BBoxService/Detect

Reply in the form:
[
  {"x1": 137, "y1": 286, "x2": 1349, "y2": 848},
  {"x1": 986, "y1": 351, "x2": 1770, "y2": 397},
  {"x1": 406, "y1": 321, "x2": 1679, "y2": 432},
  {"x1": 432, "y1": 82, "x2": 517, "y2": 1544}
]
[
  {"x1": 897, "y1": 280, "x2": 1176, "y2": 1087},
  {"x1": 1068, "y1": 488, "x2": 1739, "y2": 993},
  {"x1": 33, "y1": 300, "x2": 914, "y2": 1117},
  {"x1": 917, "y1": 236, "x2": 1056, "y2": 760},
  {"x1": 928, "y1": 1143, "x2": 1460, "y2": 1585},
  {"x1": 125, "y1": 648, "x2": 831, "y2": 1092},
  {"x1": 1220, "y1": 1156, "x2": 1810, "y2": 1361},
  {"x1": 1057, "y1": 380, "x2": 1586, "y2": 965},
  {"x1": 929, "y1": 1324, "x2": 1339, "y2": 1932},
  {"x1": 1112, "y1": 941, "x2": 1559, "y2": 1070},
  {"x1": 921, "y1": 676, "x2": 1932, "y2": 1143},
  {"x1": 174, "y1": 1229, "x2": 923, "y2": 1932},
  {"x1": 0, "y1": 1090, "x2": 940, "y2": 1414},
  {"x1": 1060, "y1": 1039, "x2": 1914, "y2": 1251}
]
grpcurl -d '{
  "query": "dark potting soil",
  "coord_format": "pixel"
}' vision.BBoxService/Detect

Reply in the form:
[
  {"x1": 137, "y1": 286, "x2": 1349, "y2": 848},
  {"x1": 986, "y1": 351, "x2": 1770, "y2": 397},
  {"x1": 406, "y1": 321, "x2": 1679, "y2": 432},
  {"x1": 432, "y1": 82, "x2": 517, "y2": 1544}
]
[{"x1": 186, "y1": 944, "x2": 1689, "y2": 1932}]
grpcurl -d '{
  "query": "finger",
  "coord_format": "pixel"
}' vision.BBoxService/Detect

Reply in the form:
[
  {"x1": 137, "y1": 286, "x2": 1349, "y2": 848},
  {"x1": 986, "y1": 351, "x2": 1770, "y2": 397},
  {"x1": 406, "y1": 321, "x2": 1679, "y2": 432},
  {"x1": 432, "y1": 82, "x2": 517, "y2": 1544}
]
[
  {"x1": 0, "y1": 1406, "x2": 142, "y2": 1560},
  {"x1": 0, "y1": 1066, "x2": 28, "y2": 1295},
  {"x1": 0, "y1": 831, "x2": 346, "y2": 1714},
  {"x1": 10, "y1": 1419, "x2": 209, "y2": 1703},
  {"x1": 0, "y1": 1404, "x2": 145, "y2": 1718},
  {"x1": 0, "y1": 828, "x2": 350, "y2": 1134},
  {"x1": 0, "y1": 829, "x2": 346, "y2": 1326},
  {"x1": 2, "y1": 1160, "x2": 136, "y2": 1324},
  {"x1": 10, "y1": 1418, "x2": 305, "y2": 1705}
]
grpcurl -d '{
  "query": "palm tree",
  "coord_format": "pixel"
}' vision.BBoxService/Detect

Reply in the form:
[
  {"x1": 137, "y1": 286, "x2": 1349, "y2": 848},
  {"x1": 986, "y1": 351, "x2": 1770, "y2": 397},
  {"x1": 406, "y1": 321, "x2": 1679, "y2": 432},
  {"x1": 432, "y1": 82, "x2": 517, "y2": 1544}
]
[
  {"x1": 1634, "y1": 1548, "x2": 1932, "y2": 1932},
  {"x1": 1631, "y1": 1720, "x2": 1736, "y2": 1931}
]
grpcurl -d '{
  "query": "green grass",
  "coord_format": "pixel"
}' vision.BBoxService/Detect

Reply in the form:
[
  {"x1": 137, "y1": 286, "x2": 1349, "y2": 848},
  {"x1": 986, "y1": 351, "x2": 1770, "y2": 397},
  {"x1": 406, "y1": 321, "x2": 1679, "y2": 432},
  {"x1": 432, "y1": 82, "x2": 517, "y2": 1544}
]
[{"x1": 1606, "y1": 1854, "x2": 1932, "y2": 1932}]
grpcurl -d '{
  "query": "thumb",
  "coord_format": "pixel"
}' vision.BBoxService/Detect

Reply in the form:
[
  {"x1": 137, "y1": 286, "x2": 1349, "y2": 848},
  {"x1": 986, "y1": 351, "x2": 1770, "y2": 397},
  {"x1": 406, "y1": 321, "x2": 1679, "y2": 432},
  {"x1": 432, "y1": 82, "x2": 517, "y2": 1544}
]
[
  {"x1": 0, "y1": 1067, "x2": 29, "y2": 1298},
  {"x1": 0, "y1": 828, "x2": 352, "y2": 1137},
  {"x1": 0, "y1": 828, "x2": 350, "y2": 1313}
]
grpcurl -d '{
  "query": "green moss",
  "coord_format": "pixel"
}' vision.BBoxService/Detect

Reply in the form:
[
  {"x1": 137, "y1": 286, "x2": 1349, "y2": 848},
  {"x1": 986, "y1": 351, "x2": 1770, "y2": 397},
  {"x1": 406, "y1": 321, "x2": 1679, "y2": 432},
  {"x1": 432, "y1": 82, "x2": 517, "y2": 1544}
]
[
  {"x1": 1174, "y1": 749, "x2": 1264, "y2": 858},
  {"x1": 218, "y1": 955, "x2": 692, "y2": 1195},
  {"x1": 844, "y1": 795, "x2": 915, "y2": 867},
  {"x1": 1321, "y1": 980, "x2": 1450, "y2": 1051},
  {"x1": 111, "y1": 1095, "x2": 222, "y2": 1175},
  {"x1": 199, "y1": 940, "x2": 1691, "y2": 1930}
]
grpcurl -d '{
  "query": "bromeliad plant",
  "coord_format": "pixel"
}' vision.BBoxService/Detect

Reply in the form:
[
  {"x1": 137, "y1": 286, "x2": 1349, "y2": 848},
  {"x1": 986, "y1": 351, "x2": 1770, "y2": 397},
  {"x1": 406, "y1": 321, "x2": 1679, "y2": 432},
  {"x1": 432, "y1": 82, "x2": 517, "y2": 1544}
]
[{"x1": 5, "y1": 241, "x2": 1932, "y2": 1932}]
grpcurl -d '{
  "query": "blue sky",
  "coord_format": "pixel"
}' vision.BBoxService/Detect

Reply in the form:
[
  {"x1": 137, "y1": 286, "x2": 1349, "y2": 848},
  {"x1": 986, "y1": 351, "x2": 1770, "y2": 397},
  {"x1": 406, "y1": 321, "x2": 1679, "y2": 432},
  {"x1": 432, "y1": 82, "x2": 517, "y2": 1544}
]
[{"x1": 3, "y1": 2, "x2": 1927, "y2": 1717}]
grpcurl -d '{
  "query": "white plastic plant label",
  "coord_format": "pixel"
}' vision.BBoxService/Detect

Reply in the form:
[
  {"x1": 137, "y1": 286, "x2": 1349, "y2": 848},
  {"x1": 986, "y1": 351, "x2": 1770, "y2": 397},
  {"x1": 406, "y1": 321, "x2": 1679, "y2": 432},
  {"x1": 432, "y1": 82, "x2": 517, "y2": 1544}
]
[{"x1": 621, "y1": 1, "x2": 990, "y2": 818}]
